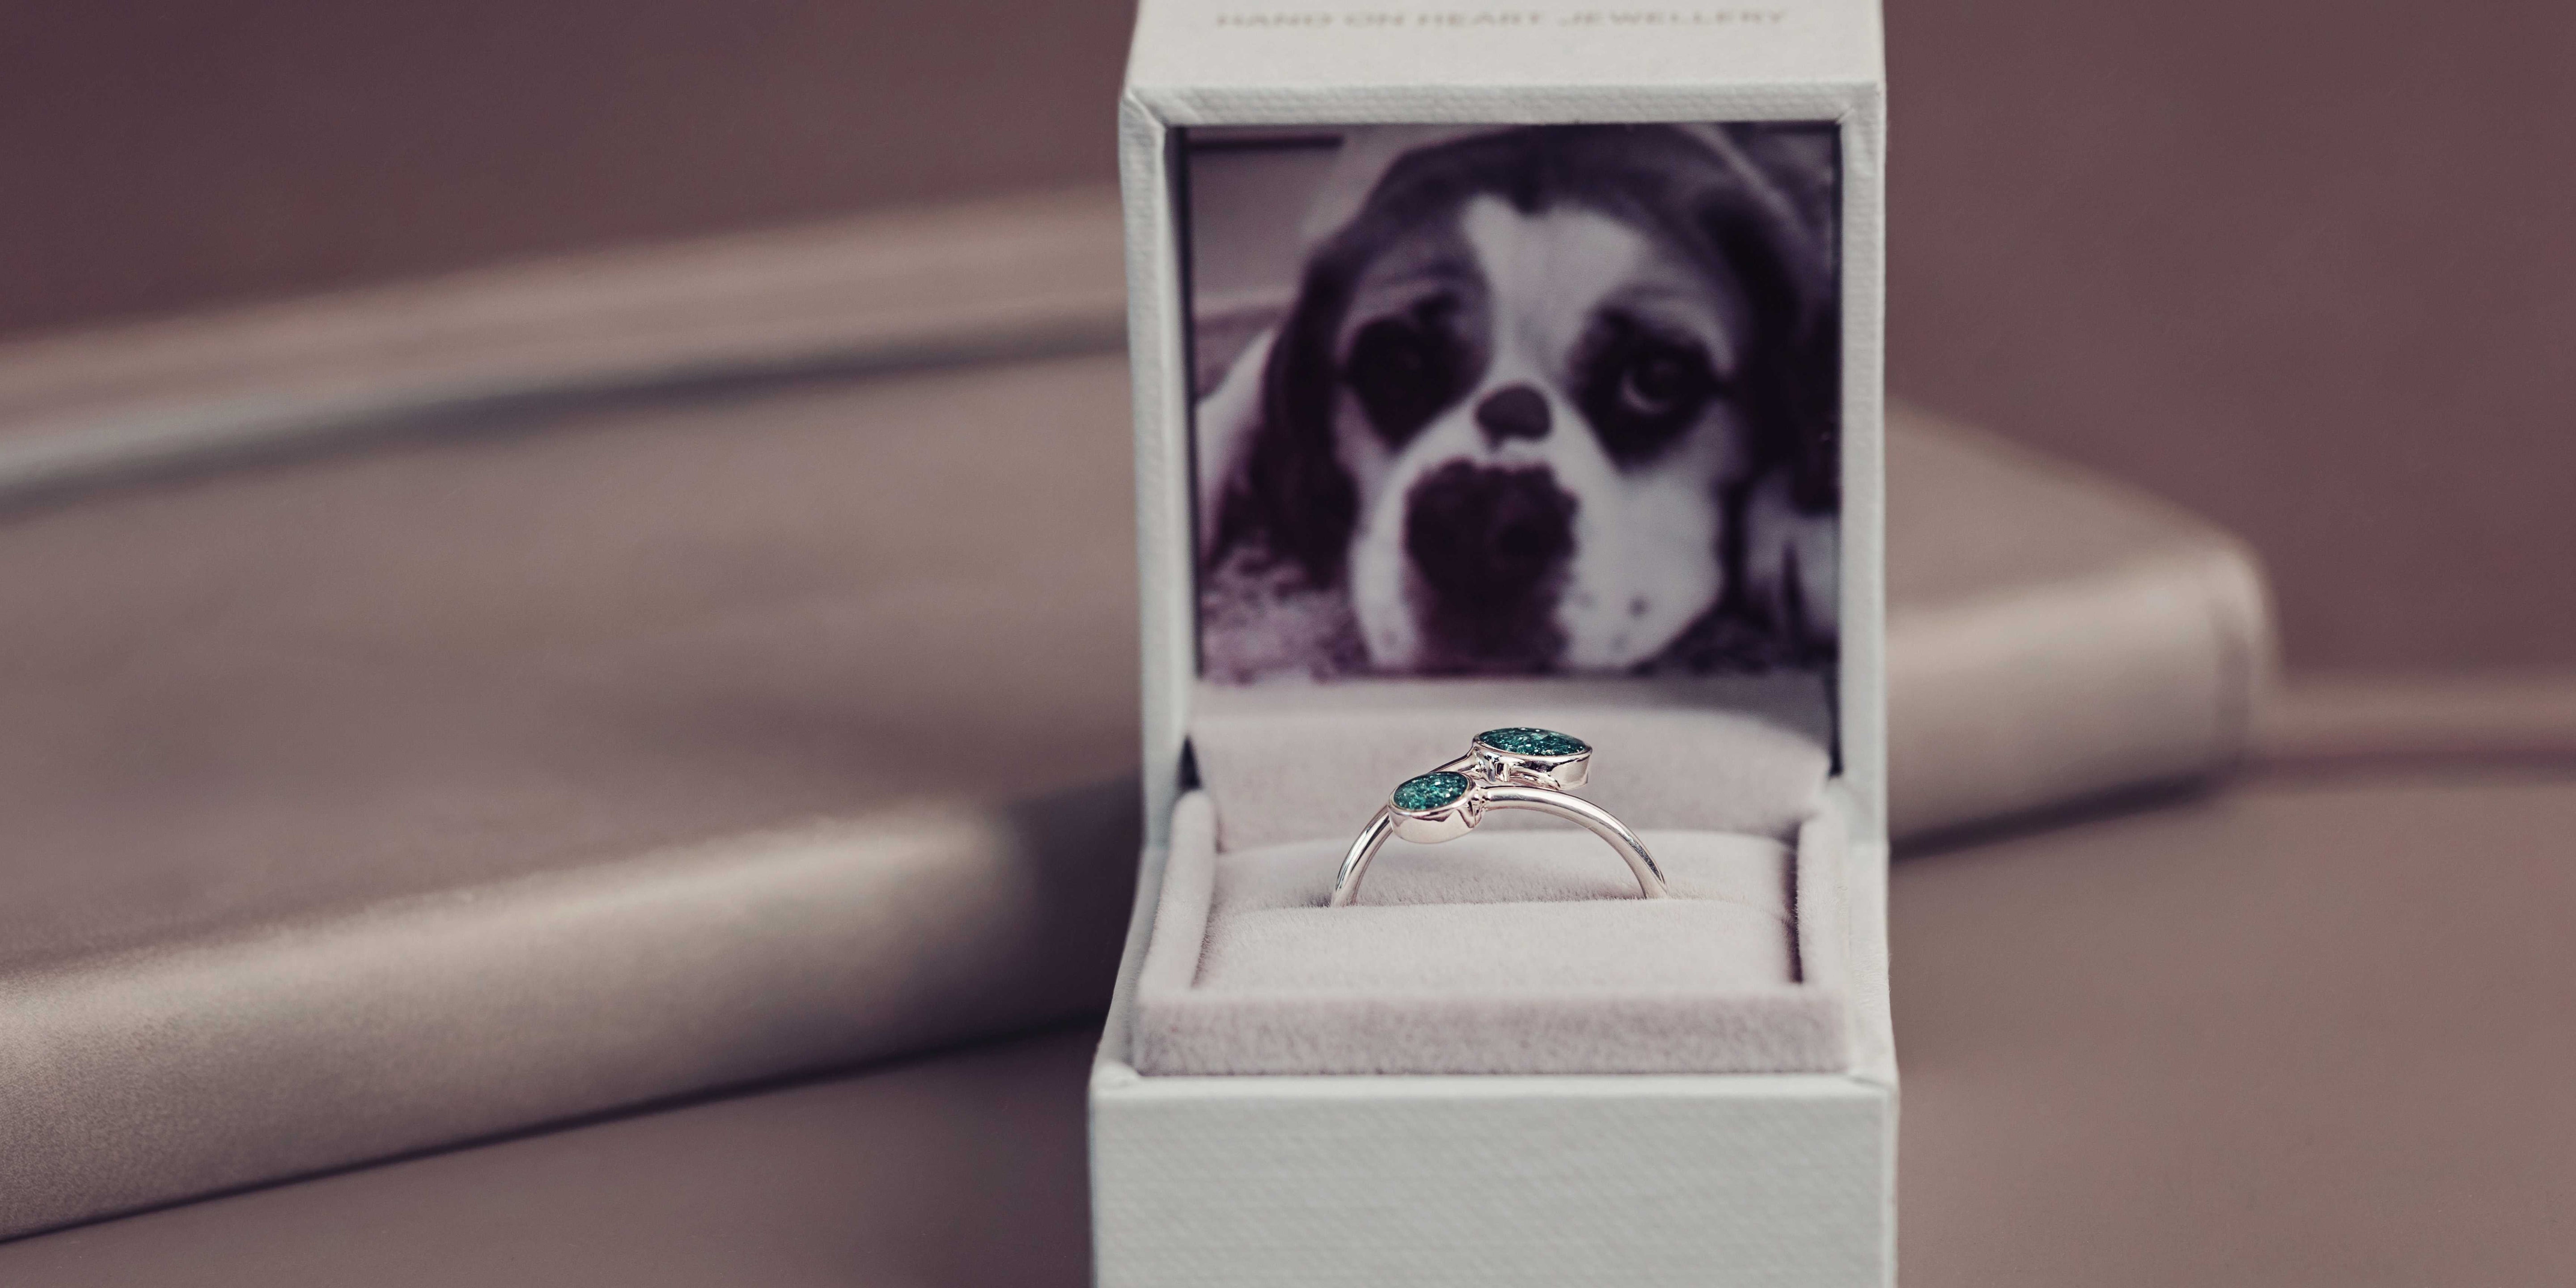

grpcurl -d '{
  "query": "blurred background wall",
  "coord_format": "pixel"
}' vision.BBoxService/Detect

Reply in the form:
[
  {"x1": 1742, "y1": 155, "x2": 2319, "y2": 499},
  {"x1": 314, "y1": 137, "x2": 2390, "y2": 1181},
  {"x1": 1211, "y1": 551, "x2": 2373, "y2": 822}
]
[{"x1": 4, "y1": 0, "x2": 2570, "y2": 672}]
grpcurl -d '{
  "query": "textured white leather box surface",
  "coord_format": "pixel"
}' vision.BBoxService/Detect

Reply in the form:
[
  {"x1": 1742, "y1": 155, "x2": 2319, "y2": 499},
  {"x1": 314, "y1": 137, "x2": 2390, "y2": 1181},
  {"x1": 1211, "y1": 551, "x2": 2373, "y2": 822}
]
[
  {"x1": 1096, "y1": 1, "x2": 1891, "y2": 1282},
  {"x1": 1093, "y1": 788, "x2": 1894, "y2": 1287}
]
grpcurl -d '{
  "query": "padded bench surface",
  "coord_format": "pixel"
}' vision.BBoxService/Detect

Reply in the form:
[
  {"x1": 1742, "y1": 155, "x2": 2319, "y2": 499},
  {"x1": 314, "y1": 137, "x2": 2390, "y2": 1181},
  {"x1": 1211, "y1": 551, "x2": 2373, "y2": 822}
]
[{"x1": 8, "y1": 766, "x2": 2571, "y2": 1286}]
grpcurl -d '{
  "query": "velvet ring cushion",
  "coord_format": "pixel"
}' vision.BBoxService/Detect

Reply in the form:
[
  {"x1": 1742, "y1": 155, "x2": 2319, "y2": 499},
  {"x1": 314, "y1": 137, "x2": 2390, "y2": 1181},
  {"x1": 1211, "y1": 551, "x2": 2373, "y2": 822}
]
[{"x1": 1131, "y1": 686, "x2": 1853, "y2": 1076}]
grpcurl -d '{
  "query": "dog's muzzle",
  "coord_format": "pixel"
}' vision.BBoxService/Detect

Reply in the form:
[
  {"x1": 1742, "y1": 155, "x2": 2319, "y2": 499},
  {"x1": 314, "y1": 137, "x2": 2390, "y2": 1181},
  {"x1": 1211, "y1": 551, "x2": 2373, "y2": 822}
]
[{"x1": 1401, "y1": 462, "x2": 1577, "y2": 665}]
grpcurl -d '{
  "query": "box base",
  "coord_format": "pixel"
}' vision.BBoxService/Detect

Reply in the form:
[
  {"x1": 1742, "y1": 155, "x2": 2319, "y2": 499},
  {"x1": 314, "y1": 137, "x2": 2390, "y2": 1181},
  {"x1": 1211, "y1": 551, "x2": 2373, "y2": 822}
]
[{"x1": 1090, "y1": 788, "x2": 1896, "y2": 1288}]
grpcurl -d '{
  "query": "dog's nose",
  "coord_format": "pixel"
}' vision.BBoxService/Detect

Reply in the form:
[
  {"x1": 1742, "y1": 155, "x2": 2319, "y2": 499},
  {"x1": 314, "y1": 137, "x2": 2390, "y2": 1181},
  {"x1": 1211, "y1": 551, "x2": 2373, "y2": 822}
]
[
  {"x1": 1474, "y1": 384, "x2": 1552, "y2": 445},
  {"x1": 1404, "y1": 462, "x2": 1577, "y2": 605}
]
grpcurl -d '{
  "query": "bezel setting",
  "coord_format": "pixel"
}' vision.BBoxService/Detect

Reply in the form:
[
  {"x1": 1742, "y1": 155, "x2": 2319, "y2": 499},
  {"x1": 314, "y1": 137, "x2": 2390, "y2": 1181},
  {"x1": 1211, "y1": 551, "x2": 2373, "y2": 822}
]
[
  {"x1": 1331, "y1": 725, "x2": 1663, "y2": 908},
  {"x1": 1389, "y1": 769, "x2": 1480, "y2": 843},
  {"x1": 1470, "y1": 726, "x2": 1593, "y2": 792}
]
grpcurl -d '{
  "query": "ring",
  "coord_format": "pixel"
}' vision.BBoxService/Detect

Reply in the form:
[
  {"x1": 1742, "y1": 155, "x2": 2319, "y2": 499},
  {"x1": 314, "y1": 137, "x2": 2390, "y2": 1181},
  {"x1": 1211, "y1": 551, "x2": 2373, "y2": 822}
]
[{"x1": 1329, "y1": 727, "x2": 1668, "y2": 908}]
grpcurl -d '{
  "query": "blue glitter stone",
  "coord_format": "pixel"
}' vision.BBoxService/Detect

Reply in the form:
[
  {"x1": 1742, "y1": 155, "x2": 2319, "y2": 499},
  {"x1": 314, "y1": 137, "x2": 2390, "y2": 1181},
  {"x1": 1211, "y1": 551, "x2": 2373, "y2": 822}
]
[
  {"x1": 1392, "y1": 771, "x2": 1471, "y2": 812},
  {"x1": 1476, "y1": 727, "x2": 1588, "y2": 758}
]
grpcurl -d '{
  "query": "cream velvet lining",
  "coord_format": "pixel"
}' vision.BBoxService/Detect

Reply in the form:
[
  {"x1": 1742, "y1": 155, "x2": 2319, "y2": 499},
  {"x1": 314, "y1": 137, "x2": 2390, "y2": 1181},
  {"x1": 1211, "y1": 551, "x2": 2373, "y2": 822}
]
[
  {"x1": 1191, "y1": 675, "x2": 1835, "y2": 850},
  {"x1": 1135, "y1": 678, "x2": 1850, "y2": 1076},
  {"x1": 1132, "y1": 784, "x2": 1852, "y2": 1076}
]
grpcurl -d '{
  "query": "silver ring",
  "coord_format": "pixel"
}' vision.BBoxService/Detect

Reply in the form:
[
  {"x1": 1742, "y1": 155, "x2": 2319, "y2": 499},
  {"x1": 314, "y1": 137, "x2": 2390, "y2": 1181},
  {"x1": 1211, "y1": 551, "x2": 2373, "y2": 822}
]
[{"x1": 1329, "y1": 727, "x2": 1667, "y2": 908}]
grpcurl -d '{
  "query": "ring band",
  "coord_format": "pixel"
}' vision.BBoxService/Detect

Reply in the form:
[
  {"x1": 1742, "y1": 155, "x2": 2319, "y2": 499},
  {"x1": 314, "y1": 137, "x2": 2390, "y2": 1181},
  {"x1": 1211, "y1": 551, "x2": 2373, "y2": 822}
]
[{"x1": 1330, "y1": 727, "x2": 1667, "y2": 908}]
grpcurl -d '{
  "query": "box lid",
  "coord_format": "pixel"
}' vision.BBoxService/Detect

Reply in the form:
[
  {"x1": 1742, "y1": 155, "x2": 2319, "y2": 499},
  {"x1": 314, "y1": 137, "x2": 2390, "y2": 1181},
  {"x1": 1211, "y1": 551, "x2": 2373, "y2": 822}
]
[
  {"x1": 1122, "y1": 3, "x2": 1887, "y2": 851},
  {"x1": 1128, "y1": 0, "x2": 1885, "y2": 112}
]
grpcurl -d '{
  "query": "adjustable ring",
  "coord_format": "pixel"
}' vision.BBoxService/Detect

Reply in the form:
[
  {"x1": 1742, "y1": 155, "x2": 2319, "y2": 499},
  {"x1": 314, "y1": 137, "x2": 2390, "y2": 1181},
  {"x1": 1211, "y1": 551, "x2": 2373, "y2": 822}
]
[{"x1": 1329, "y1": 727, "x2": 1668, "y2": 908}]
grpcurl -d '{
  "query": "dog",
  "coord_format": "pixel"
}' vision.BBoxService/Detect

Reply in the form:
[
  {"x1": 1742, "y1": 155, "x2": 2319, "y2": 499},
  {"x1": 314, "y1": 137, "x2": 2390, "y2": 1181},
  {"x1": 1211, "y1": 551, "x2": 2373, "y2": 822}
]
[{"x1": 1199, "y1": 123, "x2": 1840, "y2": 675}]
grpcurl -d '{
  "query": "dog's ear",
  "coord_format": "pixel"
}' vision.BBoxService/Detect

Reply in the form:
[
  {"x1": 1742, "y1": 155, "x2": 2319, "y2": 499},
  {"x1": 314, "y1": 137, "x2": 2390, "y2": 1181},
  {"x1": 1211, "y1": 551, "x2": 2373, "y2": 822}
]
[
  {"x1": 1211, "y1": 256, "x2": 1361, "y2": 588},
  {"x1": 1700, "y1": 128, "x2": 1840, "y2": 516}
]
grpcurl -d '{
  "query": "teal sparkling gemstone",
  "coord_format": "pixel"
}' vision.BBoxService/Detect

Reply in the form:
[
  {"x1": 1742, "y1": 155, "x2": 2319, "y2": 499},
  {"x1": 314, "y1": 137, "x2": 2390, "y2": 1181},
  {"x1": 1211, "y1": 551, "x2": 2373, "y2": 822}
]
[
  {"x1": 1391, "y1": 771, "x2": 1471, "y2": 812},
  {"x1": 1476, "y1": 727, "x2": 1589, "y2": 758}
]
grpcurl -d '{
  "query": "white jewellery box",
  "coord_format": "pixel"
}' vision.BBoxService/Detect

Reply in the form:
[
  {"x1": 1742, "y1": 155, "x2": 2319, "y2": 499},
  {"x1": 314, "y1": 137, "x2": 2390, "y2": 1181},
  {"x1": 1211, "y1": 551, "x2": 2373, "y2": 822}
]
[{"x1": 1093, "y1": 2, "x2": 1890, "y2": 1284}]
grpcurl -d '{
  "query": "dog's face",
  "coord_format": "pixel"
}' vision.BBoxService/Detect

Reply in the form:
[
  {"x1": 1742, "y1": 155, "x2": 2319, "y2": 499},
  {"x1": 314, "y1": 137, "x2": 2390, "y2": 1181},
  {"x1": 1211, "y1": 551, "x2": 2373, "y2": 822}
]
[
  {"x1": 1336, "y1": 195, "x2": 1752, "y2": 670},
  {"x1": 1229, "y1": 126, "x2": 1830, "y2": 674}
]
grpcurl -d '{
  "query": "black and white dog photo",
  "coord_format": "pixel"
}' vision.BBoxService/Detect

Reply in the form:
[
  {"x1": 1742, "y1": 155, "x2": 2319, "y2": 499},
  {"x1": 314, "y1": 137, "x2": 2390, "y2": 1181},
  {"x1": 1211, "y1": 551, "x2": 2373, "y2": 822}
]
[{"x1": 1190, "y1": 123, "x2": 1840, "y2": 681}]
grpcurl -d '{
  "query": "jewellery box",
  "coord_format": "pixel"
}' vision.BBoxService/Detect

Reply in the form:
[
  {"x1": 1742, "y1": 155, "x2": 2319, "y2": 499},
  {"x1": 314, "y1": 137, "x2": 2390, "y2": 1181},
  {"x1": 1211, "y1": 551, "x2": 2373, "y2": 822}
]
[{"x1": 1094, "y1": 3, "x2": 1890, "y2": 1283}]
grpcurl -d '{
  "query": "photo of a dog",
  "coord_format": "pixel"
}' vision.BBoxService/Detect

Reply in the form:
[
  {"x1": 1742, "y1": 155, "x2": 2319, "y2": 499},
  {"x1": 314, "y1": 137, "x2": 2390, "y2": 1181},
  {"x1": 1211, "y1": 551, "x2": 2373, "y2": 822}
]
[{"x1": 1190, "y1": 123, "x2": 1840, "y2": 682}]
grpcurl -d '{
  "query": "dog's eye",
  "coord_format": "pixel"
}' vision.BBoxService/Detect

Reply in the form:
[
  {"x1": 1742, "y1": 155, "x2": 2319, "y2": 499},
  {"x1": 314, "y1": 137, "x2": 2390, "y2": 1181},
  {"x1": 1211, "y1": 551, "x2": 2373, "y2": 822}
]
[
  {"x1": 1579, "y1": 324, "x2": 1720, "y2": 466},
  {"x1": 1619, "y1": 349, "x2": 1706, "y2": 418},
  {"x1": 1344, "y1": 314, "x2": 1459, "y2": 446}
]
